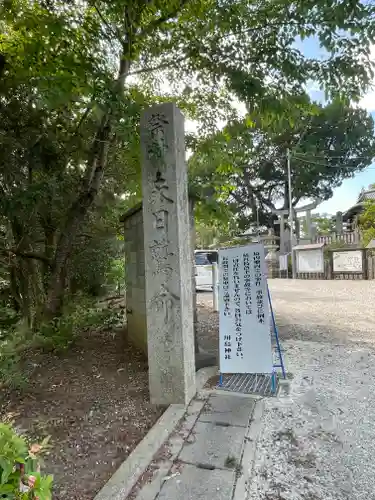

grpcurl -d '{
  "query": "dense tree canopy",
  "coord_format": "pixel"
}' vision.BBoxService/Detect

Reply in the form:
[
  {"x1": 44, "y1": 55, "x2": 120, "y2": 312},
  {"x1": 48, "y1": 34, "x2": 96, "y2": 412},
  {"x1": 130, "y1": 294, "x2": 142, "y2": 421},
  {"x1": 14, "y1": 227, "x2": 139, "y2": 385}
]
[
  {"x1": 301, "y1": 213, "x2": 336, "y2": 236},
  {"x1": 359, "y1": 201, "x2": 375, "y2": 246},
  {"x1": 190, "y1": 97, "x2": 375, "y2": 230},
  {"x1": 359, "y1": 184, "x2": 375, "y2": 245},
  {"x1": 1, "y1": 0, "x2": 375, "y2": 330}
]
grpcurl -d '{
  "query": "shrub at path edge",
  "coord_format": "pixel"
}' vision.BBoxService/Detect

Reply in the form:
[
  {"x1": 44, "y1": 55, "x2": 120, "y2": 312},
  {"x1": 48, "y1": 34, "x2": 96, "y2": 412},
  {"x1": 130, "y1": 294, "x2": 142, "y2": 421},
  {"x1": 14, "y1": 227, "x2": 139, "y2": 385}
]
[{"x1": 0, "y1": 423, "x2": 53, "y2": 499}]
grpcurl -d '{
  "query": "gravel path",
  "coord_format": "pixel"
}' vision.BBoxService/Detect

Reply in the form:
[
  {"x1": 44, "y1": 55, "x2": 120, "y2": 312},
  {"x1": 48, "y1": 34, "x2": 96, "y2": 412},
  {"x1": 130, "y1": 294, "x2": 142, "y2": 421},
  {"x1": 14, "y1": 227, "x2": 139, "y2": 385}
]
[
  {"x1": 197, "y1": 280, "x2": 375, "y2": 500},
  {"x1": 251, "y1": 280, "x2": 375, "y2": 500},
  {"x1": 196, "y1": 292, "x2": 219, "y2": 359},
  {"x1": 269, "y1": 279, "x2": 375, "y2": 345}
]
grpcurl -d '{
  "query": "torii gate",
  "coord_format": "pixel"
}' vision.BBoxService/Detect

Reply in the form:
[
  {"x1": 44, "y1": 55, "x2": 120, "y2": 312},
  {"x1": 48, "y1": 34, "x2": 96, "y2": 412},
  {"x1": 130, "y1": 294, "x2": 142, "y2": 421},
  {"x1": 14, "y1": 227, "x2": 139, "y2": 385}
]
[{"x1": 272, "y1": 199, "x2": 321, "y2": 252}]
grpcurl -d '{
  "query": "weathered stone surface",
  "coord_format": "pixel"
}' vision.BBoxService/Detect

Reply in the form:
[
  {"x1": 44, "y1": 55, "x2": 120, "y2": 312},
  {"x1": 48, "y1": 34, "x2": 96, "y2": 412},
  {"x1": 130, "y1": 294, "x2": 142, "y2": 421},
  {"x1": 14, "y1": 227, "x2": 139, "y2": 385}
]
[
  {"x1": 199, "y1": 394, "x2": 255, "y2": 428},
  {"x1": 141, "y1": 102, "x2": 195, "y2": 405},
  {"x1": 157, "y1": 463, "x2": 235, "y2": 500},
  {"x1": 178, "y1": 421, "x2": 246, "y2": 469},
  {"x1": 134, "y1": 460, "x2": 173, "y2": 500},
  {"x1": 124, "y1": 207, "x2": 147, "y2": 353}
]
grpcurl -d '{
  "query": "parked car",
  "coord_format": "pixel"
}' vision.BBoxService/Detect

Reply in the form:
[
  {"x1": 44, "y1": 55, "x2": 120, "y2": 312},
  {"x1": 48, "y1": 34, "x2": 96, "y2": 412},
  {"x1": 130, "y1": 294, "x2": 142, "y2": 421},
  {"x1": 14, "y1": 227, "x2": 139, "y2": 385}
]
[{"x1": 194, "y1": 249, "x2": 218, "y2": 291}]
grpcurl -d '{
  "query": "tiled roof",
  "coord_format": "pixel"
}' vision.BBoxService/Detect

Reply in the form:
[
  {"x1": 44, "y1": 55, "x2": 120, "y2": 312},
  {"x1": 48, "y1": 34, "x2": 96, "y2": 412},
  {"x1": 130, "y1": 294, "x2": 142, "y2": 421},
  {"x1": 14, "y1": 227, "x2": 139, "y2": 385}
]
[
  {"x1": 343, "y1": 189, "x2": 375, "y2": 220},
  {"x1": 358, "y1": 189, "x2": 375, "y2": 202}
]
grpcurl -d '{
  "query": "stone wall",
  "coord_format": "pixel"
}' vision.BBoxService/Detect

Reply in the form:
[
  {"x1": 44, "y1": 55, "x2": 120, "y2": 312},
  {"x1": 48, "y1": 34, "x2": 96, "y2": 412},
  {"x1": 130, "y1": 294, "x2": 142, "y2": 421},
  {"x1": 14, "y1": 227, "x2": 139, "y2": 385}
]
[{"x1": 123, "y1": 205, "x2": 147, "y2": 354}]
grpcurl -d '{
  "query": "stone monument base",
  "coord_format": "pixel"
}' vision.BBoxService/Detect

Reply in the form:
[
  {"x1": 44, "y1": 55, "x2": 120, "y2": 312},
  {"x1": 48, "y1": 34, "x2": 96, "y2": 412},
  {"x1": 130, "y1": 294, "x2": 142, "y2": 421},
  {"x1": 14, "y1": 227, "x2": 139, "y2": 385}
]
[{"x1": 266, "y1": 261, "x2": 279, "y2": 279}]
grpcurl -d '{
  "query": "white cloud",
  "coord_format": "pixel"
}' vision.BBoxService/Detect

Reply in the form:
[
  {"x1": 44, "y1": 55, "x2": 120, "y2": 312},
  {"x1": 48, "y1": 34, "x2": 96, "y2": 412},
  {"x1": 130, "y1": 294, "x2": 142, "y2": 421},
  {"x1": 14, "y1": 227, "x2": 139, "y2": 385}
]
[
  {"x1": 359, "y1": 87, "x2": 375, "y2": 112},
  {"x1": 357, "y1": 45, "x2": 375, "y2": 112}
]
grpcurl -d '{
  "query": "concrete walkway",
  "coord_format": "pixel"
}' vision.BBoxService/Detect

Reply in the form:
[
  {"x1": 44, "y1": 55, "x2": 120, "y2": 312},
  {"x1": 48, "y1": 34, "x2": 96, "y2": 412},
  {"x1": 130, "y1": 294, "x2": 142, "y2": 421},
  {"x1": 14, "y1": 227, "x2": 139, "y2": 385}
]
[{"x1": 129, "y1": 391, "x2": 260, "y2": 500}]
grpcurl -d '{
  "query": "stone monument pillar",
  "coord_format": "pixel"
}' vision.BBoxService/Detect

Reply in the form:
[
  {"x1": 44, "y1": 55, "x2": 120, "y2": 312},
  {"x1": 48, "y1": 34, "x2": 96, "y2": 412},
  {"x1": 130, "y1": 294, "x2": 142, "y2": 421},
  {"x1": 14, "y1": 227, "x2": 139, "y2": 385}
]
[
  {"x1": 279, "y1": 214, "x2": 286, "y2": 252},
  {"x1": 272, "y1": 209, "x2": 289, "y2": 254},
  {"x1": 295, "y1": 216, "x2": 301, "y2": 242},
  {"x1": 311, "y1": 224, "x2": 317, "y2": 242},
  {"x1": 262, "y1": 229, "x2": 280, "y2": 278},
  {"x1": 141, "y1": 103, "x2": 196, "y2": 405},
  {"x1": 305, "y1": 209, "x2": 312, "y2": 240},
  {"x1": 336, "y1": 211, "x2": 343, "y2": 234}
]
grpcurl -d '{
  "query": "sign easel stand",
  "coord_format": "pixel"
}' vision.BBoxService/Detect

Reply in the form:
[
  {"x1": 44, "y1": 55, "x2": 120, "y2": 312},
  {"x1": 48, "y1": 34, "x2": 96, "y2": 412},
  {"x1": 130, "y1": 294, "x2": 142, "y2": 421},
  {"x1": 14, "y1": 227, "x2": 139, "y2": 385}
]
[
  {"x1": 218, "y1": 283, "x2": 286, "y2": 395},
  {"x1": 267, "y1": 283, "x2": 286, "y2": 393}
]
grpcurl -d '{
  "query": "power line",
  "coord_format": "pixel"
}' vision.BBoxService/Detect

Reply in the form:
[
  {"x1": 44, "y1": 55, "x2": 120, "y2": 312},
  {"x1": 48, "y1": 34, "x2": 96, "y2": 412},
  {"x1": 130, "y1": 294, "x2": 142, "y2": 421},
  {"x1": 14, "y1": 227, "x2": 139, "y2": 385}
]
[
  {"x1": 293, "y1": 152, "x2": 375, "y2": 160},
  {"x1": 292, "y1": 155, "x2": 375, "y2": 170}
]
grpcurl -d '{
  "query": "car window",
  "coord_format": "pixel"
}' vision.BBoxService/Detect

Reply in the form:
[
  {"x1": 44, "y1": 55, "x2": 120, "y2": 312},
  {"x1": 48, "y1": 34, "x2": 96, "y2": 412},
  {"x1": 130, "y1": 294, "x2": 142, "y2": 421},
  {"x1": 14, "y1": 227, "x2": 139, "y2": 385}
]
[
  {"x1": 195, "y1": 253, "x2": 210, "y2": 265},
  {"x1": 195, "y1": 252, "x2": 218, "y2": 265}
]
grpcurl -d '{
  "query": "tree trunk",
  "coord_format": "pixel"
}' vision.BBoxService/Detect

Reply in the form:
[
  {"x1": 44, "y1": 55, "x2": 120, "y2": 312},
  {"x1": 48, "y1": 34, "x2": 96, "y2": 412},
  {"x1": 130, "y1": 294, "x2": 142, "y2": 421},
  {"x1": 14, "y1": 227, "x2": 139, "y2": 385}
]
[
  {"x1": 43, "y1": 116, "x2": 111, "y2": 319},
  {"x1": 43, "y1": 26, "x2": 133, "y2": 319}
]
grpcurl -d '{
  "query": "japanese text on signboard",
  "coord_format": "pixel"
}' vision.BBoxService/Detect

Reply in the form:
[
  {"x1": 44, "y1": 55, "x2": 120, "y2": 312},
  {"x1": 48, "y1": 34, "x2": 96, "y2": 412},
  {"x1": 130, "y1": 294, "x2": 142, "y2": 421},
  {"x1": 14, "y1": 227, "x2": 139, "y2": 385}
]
[
  {"x1": 218, "y1": 244, "x2": 272, "y2": 374},
  {"x1": 232, "y1": 257, "x2": 243, "y2": 359}
]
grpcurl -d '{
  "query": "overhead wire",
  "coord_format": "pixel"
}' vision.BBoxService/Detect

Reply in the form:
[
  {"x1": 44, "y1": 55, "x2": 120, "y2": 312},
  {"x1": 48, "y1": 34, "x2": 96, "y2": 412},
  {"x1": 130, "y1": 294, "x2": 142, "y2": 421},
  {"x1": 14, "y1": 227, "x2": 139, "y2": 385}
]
[
  {"x1": 291, "y1": 154, "x2": 375, "y2": 170},
  {"x1": 292, "y1": 152, "x2": 375, "y2": 160}
]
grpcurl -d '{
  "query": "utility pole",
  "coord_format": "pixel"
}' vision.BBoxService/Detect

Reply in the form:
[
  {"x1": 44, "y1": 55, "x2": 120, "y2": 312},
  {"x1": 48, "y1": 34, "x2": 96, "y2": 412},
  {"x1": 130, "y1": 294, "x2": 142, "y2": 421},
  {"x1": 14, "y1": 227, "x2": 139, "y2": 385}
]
[{"x1": 287, "y1": 148, "x2": 296, "y2": 279}]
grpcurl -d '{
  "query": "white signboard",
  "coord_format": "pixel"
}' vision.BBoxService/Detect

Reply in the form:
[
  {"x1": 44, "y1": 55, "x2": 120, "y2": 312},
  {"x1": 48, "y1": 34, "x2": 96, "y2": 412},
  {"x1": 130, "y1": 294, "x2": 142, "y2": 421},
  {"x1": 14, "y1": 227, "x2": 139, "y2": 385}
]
[
  {"x1": 279, "y1": 254, "x2": 288, "y2": 271},
  {"x1": 218, "y1": 244, "x2": 272, "y2": 374},
  {"x1": 296, "y1": 249, "x2": 324, "y2": 273},
  {"x1": 333, "y1": 250, "x2": 363, "y2": 272}
]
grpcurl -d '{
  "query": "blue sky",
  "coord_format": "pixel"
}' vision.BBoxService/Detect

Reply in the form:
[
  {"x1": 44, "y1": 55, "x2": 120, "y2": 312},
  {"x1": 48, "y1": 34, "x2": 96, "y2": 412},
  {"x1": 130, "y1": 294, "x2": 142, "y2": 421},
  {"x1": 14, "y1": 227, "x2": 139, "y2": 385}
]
[{"x1": 296, "y1": 36, "x2": 375, "y2": 215}]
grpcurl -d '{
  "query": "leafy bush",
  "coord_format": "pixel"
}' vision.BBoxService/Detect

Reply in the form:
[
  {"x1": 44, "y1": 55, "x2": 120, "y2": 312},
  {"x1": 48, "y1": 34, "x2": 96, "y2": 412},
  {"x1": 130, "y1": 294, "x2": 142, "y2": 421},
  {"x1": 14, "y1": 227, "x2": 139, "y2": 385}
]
[
  {"x1": 99, "y1": 307, "x2": 125, "y2": 330},
  {"x1": 359, "y1": 200, "x2": 375, "y2": 246},
  {"x1": 0, "y1": 325, "x2": 29, "y2": 389},
  {"x1": 0, "y1": 296, "x2": 123, "y2": 388},
  {"x1": 323, "y1": 240, "x2": 348, "y2": 261},
  {"x1": 35, "y1": 298, "x2": 117, "y2": 353},
  {"x1": 0, "y1": 306, "x2": 20, "y2": 337},
  {"x1": 105, "y1": 259, "x2": 125, "y2": 295},
  {"x1": 0, "y1": 423, "x2": 53, "y2": 499}
]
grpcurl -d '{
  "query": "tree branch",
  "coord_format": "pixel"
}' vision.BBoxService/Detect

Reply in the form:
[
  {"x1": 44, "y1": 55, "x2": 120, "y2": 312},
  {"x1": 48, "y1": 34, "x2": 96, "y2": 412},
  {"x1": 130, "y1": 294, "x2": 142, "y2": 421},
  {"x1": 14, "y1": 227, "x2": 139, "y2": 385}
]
[
  {"x1": 128, "y1": 54, "x2": 189, "y2": 77},
  {"x1": 93, "y1": 2, "x2": 123, "y2": 43},
  {"x1": 138, "y1": 0, "x2": 191, "y2": 39},
  {"x1": 1, "y1": 247, "x2": 51, "y2": 264}
]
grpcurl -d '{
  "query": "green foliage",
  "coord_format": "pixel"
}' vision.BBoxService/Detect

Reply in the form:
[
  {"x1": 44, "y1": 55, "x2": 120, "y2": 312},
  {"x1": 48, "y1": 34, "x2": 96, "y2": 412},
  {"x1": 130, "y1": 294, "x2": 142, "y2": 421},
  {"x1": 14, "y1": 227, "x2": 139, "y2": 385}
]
[
  {"x1": 190, "y1": 97, "x2": 375, "y2": 231},
  {"x1": 311, "y1": 215, "x2": 336, "y2": 236},
  {"x1": 194, "y1": 201, "x2": 240, "y2": 249},
  {"x1": 0, "y1": 306, "x2": 20, "y2": 336},
  {"x1": 216, "y1": 237, "x2": 253, "y2": 248},
  {"x1": 34, "y1": 298, "x2": 119, "y2": 352},
  {"x1": 1, "y1": 0, "x2": 375, "y2": 361},
  {"x1": 0, "y1": 297, "x2": 124, "y2": 388},
  {"x1": 0, "y1": 326, "x2": 28, "y2": 388},
  {"x1": 0, "y1": 424, "x2": 27, "y2": 478},
  {"x1": 359, "y1": 200, "x2": 375, "y2": 246},
  {"x1": 300, "y1": 213, "x2": 336, "y2": 236},
  {"x1": 105, "y1": 258, "x2": 125, "y2": 294},
  {"x1": 0, "y1": 424, "x2": 53, "y2": 499},
  {"x1": 323, "y1": 240, "x2": 348, "y2": 261}
]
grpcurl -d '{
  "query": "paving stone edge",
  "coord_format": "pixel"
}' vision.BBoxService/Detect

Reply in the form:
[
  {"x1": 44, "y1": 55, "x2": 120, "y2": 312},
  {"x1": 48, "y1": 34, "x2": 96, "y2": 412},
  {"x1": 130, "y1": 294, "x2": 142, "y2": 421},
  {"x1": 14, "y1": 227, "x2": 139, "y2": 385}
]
[
  {"x1": 94, "y1": 366, "x2": 218, "y2": 500},
  {"x1": 232, "y1": 399, "x2": 265, "y2": 500}
]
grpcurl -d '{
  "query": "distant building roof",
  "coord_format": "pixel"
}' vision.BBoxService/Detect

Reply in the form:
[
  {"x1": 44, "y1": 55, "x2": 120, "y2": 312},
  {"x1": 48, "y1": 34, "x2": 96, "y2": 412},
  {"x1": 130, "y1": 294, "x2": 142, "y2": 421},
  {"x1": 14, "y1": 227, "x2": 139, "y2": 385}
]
[
  {"x1": 293, "y1": 243, "x2": 325, "y2": 251},
  {"x1": 342, "y1": 188, "x2": 375, "y2": 221}
]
